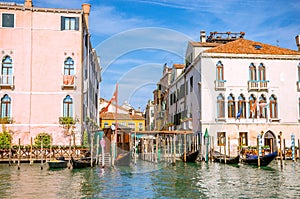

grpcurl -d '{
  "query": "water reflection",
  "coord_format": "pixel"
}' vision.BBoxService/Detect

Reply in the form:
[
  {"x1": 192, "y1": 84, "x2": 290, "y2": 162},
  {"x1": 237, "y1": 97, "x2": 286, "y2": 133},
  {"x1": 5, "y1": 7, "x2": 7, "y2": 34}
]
[{"x1": 0, "y1": 160, "x2": 300, "y2": 198}]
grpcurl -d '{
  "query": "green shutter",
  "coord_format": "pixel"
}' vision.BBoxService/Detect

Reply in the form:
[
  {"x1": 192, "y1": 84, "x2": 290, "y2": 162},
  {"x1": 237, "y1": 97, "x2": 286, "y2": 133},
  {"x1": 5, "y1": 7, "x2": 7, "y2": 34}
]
[{"x1": 61, "y1": 16, "x2": 65, "y2": 30}]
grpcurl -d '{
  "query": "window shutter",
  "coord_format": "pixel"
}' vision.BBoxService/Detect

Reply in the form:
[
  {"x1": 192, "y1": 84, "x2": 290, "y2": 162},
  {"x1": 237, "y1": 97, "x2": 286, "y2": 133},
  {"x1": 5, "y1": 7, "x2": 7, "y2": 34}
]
[
  {"x1": 75, "y1": 17, "x2": 79, "y2": 30},
  {"x1": 61, "y1": 16, "x2": 65, "y2": 30}
]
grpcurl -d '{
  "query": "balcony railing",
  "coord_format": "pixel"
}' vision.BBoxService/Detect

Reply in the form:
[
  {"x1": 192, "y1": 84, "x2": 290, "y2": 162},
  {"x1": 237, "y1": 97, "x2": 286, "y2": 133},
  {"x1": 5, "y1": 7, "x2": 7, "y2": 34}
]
[
  {"x1": 214, "y1": 80, "x2": 226, "y2": 91},
  {"x1": 248, "y1": 80, "x2": 269, "y2": 91},
  {"x1": 0, "y1": 75, "x2": 14, "y2": 89},
  {"x1": 0, "y1": 117, "x2": 13, "y2": 124},
  {"x1": 62, "y1": 75, "x2": 76, "y2": 89}
]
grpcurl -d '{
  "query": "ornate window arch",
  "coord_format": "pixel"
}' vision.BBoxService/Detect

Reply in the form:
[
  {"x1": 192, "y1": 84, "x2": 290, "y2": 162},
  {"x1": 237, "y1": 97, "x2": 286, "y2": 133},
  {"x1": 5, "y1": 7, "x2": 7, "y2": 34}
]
[
  {"x1": 249, "y1": 63, "x2": 256, "y2": 81},
  {"x1": 1, "y1": 94, "x2": 11, "y2": 118},
  {"x1": 63, "y1": 95, "x2": 73, "y2": 117},
  {"x1": 217, "y1": 94, "x2": 225, "y2": 118},
  {"x1": 2, "y1": 55, "x2": 13, "y2": 84},
  {"x1": 237, "y1": 94, "x2": 246, "y2": 118},
  {"x1": 64, "y1": 57, "x2": 75, "y2": 75},
  {"x1": 269, "y1": 95, "x2": 277, "y2": 118},
  {"x1": 249, "y1": 94, "x2": 257, "y2": 118},
  {"x1": 216, "y1": 61, "x2": 224, "y2": 81},
  {"x1": 227, "y1": 94, "x2": 235, "y2": 118},
  {"x1": 259, "y1": 94, "x2": 267, "y2": 118},
  {"x1": 258, "y1": 63, "x2": 266, "y2": 81}
]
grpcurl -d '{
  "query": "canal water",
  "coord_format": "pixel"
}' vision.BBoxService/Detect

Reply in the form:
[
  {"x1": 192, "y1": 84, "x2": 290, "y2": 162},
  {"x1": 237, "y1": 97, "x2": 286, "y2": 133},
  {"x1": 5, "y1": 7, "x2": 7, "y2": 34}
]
[{"x1": 0, "y1": 160, "x2": 299, "y2": 198}]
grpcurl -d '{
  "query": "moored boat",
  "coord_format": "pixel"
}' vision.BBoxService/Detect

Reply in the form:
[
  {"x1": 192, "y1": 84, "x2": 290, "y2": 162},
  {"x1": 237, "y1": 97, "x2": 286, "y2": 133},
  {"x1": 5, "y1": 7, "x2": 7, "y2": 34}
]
[
  {"x1": 241, "y1": 151, "x2": 277, "y2": 166},
  {"x1": 71, "y1": 157, "x2": 96, "y2": 169},
  {"x1": 181, "y1": 150, "x2": 199, "y2": 162},
  {"x1": 213, "y1": 155, "x2": 240, "y2": 164},
  {"x1": 47, "y1": 156, "x2": 68, "y2": 169},
  {"x1": 115, "y1": 151, "x2": 131, "y2": 166}
]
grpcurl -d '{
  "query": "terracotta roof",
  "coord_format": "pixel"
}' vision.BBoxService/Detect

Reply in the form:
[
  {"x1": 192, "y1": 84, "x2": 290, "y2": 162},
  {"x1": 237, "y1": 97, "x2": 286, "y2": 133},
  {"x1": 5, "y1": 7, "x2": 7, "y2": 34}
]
[
  {"x1": 173, "y1": 64, "x2": 184, "y2": 69},
  {"x1": 204, "y1": 39, "x2": 300, "y2": 55},
  {"x1": 100, "y1": 112, "x2": 145, "y2": 120}
]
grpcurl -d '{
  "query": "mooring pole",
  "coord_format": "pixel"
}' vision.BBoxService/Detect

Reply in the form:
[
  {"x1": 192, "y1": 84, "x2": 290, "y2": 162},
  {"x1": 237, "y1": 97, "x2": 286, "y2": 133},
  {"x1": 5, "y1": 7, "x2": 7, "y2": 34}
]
[
  {"x1": 279, "y1": 131, "x2": 283, "y2": 168},
  {"x1": 18, "y1": 138, "x2": 21, "y2": 170},
  {"x1": 30, "y1": 137, "x2": 33, "y2": 165},
  {"x1": 41, "y1": 137, "x2": 43, "y2": 170},
  {"x1": 184, "y1": 133, "x2": 187, "y2": 162}
]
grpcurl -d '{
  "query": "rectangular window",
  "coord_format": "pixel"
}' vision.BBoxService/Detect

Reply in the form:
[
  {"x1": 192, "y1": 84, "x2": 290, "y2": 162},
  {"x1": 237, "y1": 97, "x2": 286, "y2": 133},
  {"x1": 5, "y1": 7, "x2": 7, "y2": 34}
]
[
  {"x1": 190, "y1": 76, "x2": 193, "y2": 92},
  {"x1": 239, "y1": 132, "x2": 248, "y2": 146},
  {"x1": 61, "y1": 16, "x2": 79, "y2": 30},
  {"x1": 2, "y1": 13, "x2": 14, "y2": 28},
  {"x1": 217, "y1": 132, "x2": 226, "y2": 146}
]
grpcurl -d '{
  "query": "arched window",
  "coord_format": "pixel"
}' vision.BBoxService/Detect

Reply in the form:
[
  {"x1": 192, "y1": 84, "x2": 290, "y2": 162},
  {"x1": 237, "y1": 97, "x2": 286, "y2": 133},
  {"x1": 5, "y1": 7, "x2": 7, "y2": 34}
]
[
  {"x1": 269, "y1": 95, "x2": 277, "y2": 118},
  {"x1": 249, "y1": 63, "x2": 256, "y2": 81},
  {"x1": 259, "y1": 95, "x2": 267, "y2": 118},
  {"x1": 227, "y1": 94, "x2": 235, "y2": 118},
  {"x1": 217, "y1": 94, "x2": 225, "y2": 118},
  {"x1": 237, "y1": 94, "x2": 246, "y2": 118},
  {"x1": 2, "y1": 56, "x2": 13, "y2": 84},
  {"x1": 63, "y1": 95, "x2": 73, "y2": 117},
  {"x1": 1, "y1": 94, "x2": 11, "y2": 118},
  {"x1": 64, "y1": 57, "x2": 74, "y2": 75},
  {"x1": 216, "y1": 61, "x2": 224, "y2": 81},
  {"x1": 249, "y1": 94, "x2": 257, "y2": 118},
  {"x1": 258, "y1": 63, "x2": 266, "y2": 81}
]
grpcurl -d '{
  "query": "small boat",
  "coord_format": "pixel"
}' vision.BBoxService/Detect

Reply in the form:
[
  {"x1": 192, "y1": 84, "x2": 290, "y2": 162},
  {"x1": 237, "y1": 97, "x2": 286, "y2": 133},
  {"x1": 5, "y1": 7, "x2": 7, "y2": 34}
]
[
  {"x1": 71, "y1": 157, "x2": 96, "y2": 169},
  {"x1": 48, "y1": 156, "x2": 68, "y2": 169},
  {"x1": 181, "y1": 150, "x2": 199, "y2": 162},
  {"x1": 213, "y1": 155, "x2": 240, "y2": 164},
  {"x1": 241, "y1": 151, "x2": 277, "y2": 166},
  {"x1": 115, "y1": 151, "x2": 131, "y2": 166}
]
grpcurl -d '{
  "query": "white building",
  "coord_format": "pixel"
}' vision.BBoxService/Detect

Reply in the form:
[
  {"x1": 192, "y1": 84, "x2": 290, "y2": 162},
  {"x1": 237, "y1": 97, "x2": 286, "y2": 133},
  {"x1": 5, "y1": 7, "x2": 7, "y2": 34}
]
[{"x1": 169, "y1": 31, "x2": 300, "y2": 156}]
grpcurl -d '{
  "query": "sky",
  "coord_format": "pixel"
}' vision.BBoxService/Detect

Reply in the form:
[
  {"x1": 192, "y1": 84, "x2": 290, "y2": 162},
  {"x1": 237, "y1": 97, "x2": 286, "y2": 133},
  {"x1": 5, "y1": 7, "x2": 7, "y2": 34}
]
[{"x1": 6, "y1": 0, "x2": 300, "y2": 110}]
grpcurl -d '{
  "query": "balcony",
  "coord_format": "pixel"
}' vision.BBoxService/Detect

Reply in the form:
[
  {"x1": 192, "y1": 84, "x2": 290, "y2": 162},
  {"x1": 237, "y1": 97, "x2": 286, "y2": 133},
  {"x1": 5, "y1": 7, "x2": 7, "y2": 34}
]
[
  {"x1": 62, "y1": 75, "x2": 76, "y2": 89},
  {"x1": 248, "y1": 80, "x2": 269, "y2": 91},
  {"x1": 0, "y1": 117, "x2": 13, "y2": 124},
  {"x1": 214, "y1": 80, "x2": 226, "y2": 91},
  {"x1": 0, "y1": 75, "x2": 14, "y2": 89}
]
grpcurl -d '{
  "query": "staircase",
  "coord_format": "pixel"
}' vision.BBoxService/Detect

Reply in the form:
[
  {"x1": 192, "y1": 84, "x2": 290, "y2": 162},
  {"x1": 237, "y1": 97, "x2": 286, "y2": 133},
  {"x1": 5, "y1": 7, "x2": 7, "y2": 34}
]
[{"x1": 97, "y1": 153, "x2": 111, "y2": 166}]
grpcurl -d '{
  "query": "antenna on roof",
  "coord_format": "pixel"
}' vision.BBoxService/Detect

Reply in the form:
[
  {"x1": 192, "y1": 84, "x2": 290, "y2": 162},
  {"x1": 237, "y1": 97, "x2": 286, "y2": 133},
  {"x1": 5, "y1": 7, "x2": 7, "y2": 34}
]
[{"x1": 276, "y1": 40, "x2": 279, "y2": 47}]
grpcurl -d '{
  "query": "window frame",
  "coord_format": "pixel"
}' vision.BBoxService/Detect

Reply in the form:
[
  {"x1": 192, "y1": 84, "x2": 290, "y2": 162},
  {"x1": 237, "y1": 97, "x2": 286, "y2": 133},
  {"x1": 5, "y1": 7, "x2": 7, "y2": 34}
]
[
  {"x1": 217, "y1": 94, "x2": 225, "y2": 118},
  {"x1": 227, "y1": 94, "x2": 235, "y2": 118},
  {"x1": 63, "y1": 95, "x2": 73, "y2": 117},
  {"x1": 217, "y1": 132, "x2": 226, "y2": 146},
  {"x1": 61, "y1": 16, "x2": 79, "y2": 31},
  {"x1": 2, "y1": 13, "x2": 15, "y2": 28},
  {"x1": 1, "y1": 94, "x2": 11, "y2": 118},
  {"x1": 269, "y1": 95, "x2": 277, "y2": 119}
]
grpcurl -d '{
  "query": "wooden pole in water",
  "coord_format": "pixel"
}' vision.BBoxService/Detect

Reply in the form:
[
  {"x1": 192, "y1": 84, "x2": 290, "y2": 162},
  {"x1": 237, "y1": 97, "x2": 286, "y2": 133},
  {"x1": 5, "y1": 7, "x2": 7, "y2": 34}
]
[
  {"x1": 41, "y1": 137, "x2": 43, "y2": 170},
  {"x1": 279, "y1": 131, "x2": 283, "y2": 168},
  {"x1": 173, "y1": 134, "x2": 176, "y2": 164},
  {"x1": 134, "y1": 131, "x2": 137, "y2": 164},
  {"x1": 257, "y1": 136, "x2": 260, "y2": 168},
  {"x1": 224, "y1": 137, "x2": 227, "y2": 164},
  {"x1": 298, "y1": 139, "x2": 300, "y2": 162},
  {"x1": 90, "y1": 133, "x2": 94, "y2": 167},
  {"x1": 8, "y1": 136, "x2": 12, "y2": 166},
  {"x1": 283, "y1": 138, "x2": 286, "y2": 160},
  {"x1": 30, "y1": 137, "x2": 33, "y2": 165},
  {"x1": 96, "y1": 134, "x2": 100, "y2": 165},
  {"x1": 18, "y1": 138, "x2": 20, "y2": 170},
  {"x1": 184, "y1": 133, "x2": 187, "y2": 162},
  {"x1": 156, "y1": 134, "x2": 158, "y2": 163}
]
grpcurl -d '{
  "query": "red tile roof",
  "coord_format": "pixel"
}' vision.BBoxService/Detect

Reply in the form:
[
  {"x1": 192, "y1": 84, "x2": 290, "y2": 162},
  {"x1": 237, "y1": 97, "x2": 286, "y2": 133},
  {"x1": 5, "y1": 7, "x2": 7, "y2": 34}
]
[
  {"x1": 100, "y1": 112, "x2": 145, "y2": 120},
  {"x1": 204, "y1": 39, "x2": 300, "y2": 55}
]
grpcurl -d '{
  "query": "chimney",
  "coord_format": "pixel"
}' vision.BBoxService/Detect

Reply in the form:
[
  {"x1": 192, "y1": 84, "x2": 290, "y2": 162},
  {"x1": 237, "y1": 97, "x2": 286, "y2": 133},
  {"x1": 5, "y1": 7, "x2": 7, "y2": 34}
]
[
  {"x1": 24, "y1": 0, "x2": 32, "y2": 7},
  {"x1": 200, "y1": 30, "x2": 206, "y2": 43},
  {"x1": 296, "y1": 35, "x2": 300, "y2": 51},
  {"x1": 82, "y1": 3, "x2": 91, "y2": 30}
]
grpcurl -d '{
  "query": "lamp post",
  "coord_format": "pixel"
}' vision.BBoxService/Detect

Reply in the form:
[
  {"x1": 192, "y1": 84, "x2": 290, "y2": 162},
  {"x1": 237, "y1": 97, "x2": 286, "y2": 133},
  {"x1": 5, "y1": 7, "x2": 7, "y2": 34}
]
[{"x1": 111, "y1": 124, "x2": 115, "y2": 166}]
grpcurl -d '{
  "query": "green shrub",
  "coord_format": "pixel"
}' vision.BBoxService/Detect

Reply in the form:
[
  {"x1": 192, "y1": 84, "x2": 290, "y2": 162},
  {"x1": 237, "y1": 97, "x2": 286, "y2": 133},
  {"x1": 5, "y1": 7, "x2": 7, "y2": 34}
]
[
  {"x1": 0, "y1": 130, "x2": 12, "y2": 149},
  {"x1": 34, "y1": 132, "x2": 51, "y2": 148}
]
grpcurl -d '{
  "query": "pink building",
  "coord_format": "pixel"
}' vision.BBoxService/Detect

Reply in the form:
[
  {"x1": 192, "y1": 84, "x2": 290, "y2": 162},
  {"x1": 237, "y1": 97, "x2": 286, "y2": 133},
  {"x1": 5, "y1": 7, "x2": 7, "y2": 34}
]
[{"x1": 0, "y1": 0, "x2": 101, "y2": 145}]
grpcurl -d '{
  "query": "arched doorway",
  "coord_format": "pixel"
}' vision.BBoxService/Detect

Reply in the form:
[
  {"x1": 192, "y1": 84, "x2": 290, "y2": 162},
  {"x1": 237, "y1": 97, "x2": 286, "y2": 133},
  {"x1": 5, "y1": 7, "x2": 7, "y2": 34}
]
[{"x1": 263, "y1": 131, "x2": 277, "y2": 153}]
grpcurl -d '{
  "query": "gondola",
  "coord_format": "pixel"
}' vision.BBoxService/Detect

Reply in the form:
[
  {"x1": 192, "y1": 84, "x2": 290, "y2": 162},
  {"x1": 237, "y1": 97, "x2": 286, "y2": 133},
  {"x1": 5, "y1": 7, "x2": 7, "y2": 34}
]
[
  {"x1": 115, "y1": 151, "x2": 131, "y2": 166},
  {"x1": 47, "y1": 156, "x2": 68, "y2": 169},
  {"x1": 241, "y1": 151, "x2": 277, "y2": 166},
  {"x1": 181, "y1": 150, "x2": 199, "y2": 162},
  {"x1": 213, "y1": 155, "x2": 240, "y2": 164},
  {"x1": 71, "y1": 156, "x2": 96, "y2": 169}
]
